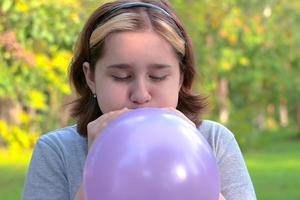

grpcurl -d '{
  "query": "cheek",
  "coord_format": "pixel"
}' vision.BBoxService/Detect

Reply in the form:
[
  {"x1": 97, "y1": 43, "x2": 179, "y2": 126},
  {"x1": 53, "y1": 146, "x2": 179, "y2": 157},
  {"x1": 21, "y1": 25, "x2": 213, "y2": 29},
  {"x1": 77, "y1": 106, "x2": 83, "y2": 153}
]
[
  {"x1": 166, "y1": 89, "x2": 180, "y2": 105},
  {"x1": 154, "y1": 81, "x2": 181, "y2": 107},
  {"x1": 95, "y1": 83, "x2": 129, "y2": 113},
  {"x1": 168, "y1": 76, "x2": 182, "y2": 105},
  {"x1": 154, "y1": 91, "x2": 179, "y2": 108}
]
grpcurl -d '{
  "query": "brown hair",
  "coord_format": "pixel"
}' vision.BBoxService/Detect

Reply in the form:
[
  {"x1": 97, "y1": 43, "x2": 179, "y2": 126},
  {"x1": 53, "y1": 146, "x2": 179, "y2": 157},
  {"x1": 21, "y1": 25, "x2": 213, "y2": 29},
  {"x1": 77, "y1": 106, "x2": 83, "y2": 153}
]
[{"x1": 69, "y1": 0, "x2": 207, "y2": 136}]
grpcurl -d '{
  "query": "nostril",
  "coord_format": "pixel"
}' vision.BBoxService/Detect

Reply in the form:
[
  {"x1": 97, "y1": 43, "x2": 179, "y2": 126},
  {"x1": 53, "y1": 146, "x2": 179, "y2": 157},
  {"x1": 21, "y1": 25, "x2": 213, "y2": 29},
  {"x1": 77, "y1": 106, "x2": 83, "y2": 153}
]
[
  {"x1": 130, "y1": 93, "x2": 151, "y2": 105},
  {"x1": 129, "y1": 79, "x2": 151, "y2": 104},
  {"x1": 132, "y1": 96, "x2": 151, "y2": 105}
]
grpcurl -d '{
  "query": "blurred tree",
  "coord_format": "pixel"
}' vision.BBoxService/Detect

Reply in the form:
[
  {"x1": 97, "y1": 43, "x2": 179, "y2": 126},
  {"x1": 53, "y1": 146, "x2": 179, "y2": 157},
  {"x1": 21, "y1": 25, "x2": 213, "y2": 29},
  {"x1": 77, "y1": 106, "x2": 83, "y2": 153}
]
[
  {"x1": 0, "y1": 0, "x2": 85, "y2": 150},
  {"x1": 170, "y1": 0, "x2": 300, "y2": 144},
  {"x1": 0, "y1": 0, "x2": 299, "y2": 151}
]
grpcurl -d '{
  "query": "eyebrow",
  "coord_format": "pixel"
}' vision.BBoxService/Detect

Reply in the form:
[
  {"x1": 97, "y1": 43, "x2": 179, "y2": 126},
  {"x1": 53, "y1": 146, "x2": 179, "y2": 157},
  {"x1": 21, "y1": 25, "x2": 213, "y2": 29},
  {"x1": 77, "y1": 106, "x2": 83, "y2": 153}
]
[{"x1": 106, "y1": 63, "x2": 172, "y2": 69}]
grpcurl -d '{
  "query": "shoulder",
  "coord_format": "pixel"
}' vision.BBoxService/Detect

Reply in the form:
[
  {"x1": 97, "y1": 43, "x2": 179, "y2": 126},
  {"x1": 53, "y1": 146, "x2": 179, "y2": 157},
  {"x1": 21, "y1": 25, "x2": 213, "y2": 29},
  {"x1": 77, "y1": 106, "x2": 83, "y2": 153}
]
[
  {"x1": 199, "y1": 120, "x2": 235, "y2": 140},
  {"x1": 39, "y1": 124, "x2": 83, "y2": 141},
  {"x1": 23, "y1": 125, "x2": 86, "y2": 200},
  {"x1": 199, "y1": 121, "x2": 256, "y2": 199},
  {"x1": 197, "y1": 120, "x2": 236, "y2": 156},
  {"x1": 37, "y1": 125, "x2": 87, "y2": 156}
]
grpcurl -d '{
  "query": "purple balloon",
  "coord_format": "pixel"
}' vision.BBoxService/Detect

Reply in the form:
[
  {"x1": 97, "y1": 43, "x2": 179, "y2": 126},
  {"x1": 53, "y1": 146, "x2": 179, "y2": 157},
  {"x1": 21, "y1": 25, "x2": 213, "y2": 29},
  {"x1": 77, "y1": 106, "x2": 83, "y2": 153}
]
[{"x1": 84, "y1": 108, "x2": 220, "y2": 200}]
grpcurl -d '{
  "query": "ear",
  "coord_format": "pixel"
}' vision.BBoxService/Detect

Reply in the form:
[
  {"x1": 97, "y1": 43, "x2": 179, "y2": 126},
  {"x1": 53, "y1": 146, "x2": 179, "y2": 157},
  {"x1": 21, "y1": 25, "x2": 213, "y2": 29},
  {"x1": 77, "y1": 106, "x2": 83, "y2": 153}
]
[{"x1": 83, "y1": 62, "x2": 96, "y2": 94}]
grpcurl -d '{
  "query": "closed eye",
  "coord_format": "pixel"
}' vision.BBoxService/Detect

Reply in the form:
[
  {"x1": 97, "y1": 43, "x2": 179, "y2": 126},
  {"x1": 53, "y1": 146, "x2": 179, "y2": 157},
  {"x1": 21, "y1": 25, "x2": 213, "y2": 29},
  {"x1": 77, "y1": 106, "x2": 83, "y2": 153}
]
[
  {"x1": 112, "y1": 75, "x2": 132, "y2": 81},
  {"x1": 149, "y1": 75, "x2": 168, "y2": 81}
]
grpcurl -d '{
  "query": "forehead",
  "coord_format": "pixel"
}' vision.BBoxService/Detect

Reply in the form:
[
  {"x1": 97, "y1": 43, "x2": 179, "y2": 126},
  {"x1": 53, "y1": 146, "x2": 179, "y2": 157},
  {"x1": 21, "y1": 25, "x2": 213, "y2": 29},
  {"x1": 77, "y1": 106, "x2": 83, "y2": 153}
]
[{"x1": 102, "y1": 30, "x2": 177, "y2": 59}]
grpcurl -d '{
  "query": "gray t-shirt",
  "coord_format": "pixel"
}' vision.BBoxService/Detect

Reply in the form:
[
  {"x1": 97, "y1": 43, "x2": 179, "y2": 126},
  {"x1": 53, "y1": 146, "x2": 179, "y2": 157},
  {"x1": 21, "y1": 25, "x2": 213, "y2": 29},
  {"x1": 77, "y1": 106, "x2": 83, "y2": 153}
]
[{"x1": 22, "y1": 120, "x2": 256, "y2": 200}]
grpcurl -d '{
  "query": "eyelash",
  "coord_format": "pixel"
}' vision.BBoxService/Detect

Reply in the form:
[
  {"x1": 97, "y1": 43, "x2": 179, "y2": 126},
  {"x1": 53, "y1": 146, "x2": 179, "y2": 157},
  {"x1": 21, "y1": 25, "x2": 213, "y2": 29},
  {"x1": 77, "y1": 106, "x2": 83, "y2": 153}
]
[
  {"x1": 149, "y1": 75, "x2": 167, "y2": 81},
  {"x1": 112, "y1": 75, "x2": 132, "y2": 81},
  {"x1": 111, "y1": 75, "x2": 168, "y2": 82}
]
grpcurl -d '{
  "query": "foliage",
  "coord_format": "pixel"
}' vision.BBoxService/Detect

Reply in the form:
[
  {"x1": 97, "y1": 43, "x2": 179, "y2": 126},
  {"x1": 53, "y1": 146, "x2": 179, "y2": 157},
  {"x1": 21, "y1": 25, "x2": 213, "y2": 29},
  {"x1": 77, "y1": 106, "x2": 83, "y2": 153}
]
[
  {"x1": 0, "y1": 0, "x2": 84, "y2": 150},
  {"x1": 0, "y1": 0, "x2": 299, "y2": 151},
  {"x1": 171, "y1": 0, "x2": 300, "y2": 139}
]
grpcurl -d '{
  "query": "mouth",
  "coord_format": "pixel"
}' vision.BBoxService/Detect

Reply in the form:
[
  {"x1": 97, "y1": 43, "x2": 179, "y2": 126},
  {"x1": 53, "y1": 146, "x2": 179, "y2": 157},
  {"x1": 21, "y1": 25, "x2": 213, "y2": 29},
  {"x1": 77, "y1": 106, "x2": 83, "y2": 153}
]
[{"x1": 128, "y1": 105, "x2": 156, "y2": 109}]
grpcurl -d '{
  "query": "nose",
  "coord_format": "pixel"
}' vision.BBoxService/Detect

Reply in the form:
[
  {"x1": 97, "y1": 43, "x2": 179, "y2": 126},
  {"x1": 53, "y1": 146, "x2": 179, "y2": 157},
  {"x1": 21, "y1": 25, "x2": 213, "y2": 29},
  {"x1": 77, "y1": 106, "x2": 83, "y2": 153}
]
[{"x1": 129, "y1": 78, "x2": 151, "y2": 105}]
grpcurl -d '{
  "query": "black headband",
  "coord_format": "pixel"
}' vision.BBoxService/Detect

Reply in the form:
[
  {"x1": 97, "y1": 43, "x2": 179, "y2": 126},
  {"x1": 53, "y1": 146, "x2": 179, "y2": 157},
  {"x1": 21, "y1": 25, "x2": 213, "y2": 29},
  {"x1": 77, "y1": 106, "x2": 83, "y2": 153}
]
[
  {"x1": 108, "y1": 2, "x2": 171, "y2": 17},
  {"x1": 96, "y1": 2, "x2": 184, "y2": 37},
  {"x1": 91, "y1": 2, "x2": 185, "y2": 48},
  {"x1": 98, "y1": 2, "x2": 176, "y2": 25}
]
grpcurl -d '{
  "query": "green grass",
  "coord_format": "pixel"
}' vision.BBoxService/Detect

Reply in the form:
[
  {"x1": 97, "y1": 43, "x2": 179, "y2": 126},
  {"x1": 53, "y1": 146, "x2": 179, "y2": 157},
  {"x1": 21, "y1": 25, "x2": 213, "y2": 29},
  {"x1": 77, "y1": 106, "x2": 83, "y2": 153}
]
[
  {"x1": 245, "y1": 129, "x2": 300, "y2": 200},
  {"x1": 0, "y1": 149, "x2": 31, "y2": 200},
  {"x1": 0, "y1": 164, "x2": 28, "y2": 200},
  {"x1": 0, "y1": 130, "x2": 299, "y2": 200}
]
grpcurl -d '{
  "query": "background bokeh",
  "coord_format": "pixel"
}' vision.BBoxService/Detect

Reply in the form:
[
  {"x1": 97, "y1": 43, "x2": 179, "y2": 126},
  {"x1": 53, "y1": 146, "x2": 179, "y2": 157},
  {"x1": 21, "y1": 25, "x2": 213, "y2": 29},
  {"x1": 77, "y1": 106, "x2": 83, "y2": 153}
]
[{"x1": 0, "y1": 0, "x2": 299, "y2": 199}]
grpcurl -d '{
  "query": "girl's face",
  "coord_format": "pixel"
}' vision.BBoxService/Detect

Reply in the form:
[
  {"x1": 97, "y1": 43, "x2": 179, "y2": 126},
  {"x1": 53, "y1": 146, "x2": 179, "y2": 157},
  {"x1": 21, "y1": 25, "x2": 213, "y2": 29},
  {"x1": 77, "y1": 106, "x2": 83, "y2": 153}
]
[{"x1": 84, "y1": 31, "x2": 183, "y2": 113}]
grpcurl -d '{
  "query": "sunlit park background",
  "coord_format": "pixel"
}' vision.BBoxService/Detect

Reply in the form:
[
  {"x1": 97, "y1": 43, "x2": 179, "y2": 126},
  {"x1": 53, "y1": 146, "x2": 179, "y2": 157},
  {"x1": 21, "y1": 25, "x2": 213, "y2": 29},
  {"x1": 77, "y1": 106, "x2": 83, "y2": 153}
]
[{"x1": 0, "y1": 0, "x2": 299, "y2": 199}]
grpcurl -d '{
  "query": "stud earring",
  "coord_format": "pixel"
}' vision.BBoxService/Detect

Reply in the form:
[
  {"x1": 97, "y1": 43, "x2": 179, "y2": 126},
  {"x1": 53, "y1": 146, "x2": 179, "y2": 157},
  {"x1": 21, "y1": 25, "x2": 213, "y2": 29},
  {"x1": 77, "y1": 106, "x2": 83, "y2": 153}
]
[{"x1": 93, "y1": 93, "x2": 97, "y2": 98}]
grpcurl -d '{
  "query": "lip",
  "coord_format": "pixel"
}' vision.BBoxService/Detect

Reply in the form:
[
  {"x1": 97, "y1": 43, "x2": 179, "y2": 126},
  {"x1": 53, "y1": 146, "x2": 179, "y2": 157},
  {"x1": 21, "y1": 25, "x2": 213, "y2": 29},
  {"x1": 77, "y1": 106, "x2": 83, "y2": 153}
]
[{"x1": 128, "y1": 105, "x2": 155, "y2": 109}]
